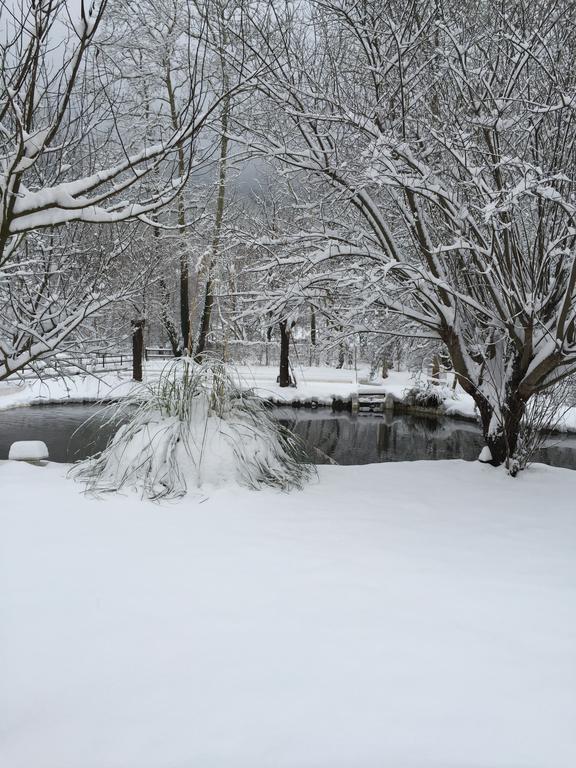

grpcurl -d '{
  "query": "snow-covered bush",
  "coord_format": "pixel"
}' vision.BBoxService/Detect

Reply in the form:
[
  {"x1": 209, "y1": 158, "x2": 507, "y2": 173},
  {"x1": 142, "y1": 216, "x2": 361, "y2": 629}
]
[
  {"x1": 73, "y1": 358, "x2": 315, "y2": 499},
  {"x1": 402, "y1": 376, "x2": 453, "y2": 410}
]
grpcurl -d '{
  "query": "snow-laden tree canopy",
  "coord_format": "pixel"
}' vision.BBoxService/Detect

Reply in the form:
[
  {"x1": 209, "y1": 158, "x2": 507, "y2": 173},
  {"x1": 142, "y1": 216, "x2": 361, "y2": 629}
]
[
  {"x1": 243, "y1": 0, "x2": 576, "y2": 463},
  {"x1": 0, "y1": 0, "x2": 237, "y2": 379}
]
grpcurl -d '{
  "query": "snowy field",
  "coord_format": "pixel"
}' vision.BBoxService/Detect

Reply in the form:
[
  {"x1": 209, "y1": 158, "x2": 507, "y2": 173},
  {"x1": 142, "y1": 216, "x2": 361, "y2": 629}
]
[{"x1": 1, "y1": 458, "x2": 575, "y2": 767}]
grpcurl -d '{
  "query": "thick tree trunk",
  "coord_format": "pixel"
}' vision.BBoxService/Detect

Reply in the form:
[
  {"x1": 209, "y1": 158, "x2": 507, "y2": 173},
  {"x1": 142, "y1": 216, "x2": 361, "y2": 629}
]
[
  {"x1": 131, "y1": 318, "x2": 145, "y2": 382},
  {"x1": 475, "y1": 391, "x2": 526, "y2": 467},
  {"x1": 446, "y1": 334, "x2": 528, "y2": 469},
  {"x1": 279, "y1": 320, "x2": 291, "y2": 387}
]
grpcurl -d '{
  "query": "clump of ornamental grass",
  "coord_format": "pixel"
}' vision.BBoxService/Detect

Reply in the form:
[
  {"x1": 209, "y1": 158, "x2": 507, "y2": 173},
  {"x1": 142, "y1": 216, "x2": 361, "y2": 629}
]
[{"x1": 73, "y1": 357, "x2": 315, "y2": 500}]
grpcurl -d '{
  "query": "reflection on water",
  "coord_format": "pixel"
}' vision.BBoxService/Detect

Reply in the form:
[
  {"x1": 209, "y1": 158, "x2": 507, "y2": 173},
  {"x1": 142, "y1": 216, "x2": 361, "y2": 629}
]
[
  {"x1": 275, "y1": 408, "x2": 576, "y2": 470},
  {"x1": 1, "y1": 403, "x2": 576, "y2": 470}
]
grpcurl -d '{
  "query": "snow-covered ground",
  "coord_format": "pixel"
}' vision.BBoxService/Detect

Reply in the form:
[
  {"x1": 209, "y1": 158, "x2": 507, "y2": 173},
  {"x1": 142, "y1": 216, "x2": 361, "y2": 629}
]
[
  {"x1": 1, "y1": 459, "x2": 575, "y2": 767},
  {"x1": 0, "y1": 364, "x2": 477, "y2": 416},
  {"x1": 0, "y1": 370, "x2": 139, "y2": 410}
]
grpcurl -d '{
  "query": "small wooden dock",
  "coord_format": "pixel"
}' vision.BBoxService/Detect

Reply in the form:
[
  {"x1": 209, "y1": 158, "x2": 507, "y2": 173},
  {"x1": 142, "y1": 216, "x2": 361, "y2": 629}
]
[{"x1": 352, "y1": 390, "x2": 395, "y2": 413}]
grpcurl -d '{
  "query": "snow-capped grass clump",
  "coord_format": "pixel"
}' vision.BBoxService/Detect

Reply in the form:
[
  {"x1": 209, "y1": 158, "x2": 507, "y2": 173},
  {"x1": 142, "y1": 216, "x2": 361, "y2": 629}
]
[{"x1": 73, "y1": 358, "x2": 315, "y2": 499}]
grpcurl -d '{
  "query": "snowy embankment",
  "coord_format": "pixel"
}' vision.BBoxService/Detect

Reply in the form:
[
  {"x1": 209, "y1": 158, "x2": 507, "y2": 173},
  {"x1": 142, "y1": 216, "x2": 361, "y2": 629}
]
[
  {"x1": 0, "y1": 370, "x2": 139, "y2": 410},
  {"x1": 1, "y1": 459, "x2": 575, "y2": 767},
  {"x1": 240, "y1": 366, "x2": 478, "y2": 419},
  {"x1": 0, "y1": 364, "x2": 479, "y2": 416},
  {"x1": 3, "y1": 363, "x2": 576, "y2": 432}
]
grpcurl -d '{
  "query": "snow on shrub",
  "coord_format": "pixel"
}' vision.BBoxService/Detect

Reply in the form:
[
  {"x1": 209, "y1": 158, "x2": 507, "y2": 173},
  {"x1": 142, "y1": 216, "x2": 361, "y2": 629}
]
[
  {"x1": 402, "y1": 374, "x2": 454, "y2": 410},
  {"x1": 73, "y1": 358, "x2": 315, "y2": 499}
]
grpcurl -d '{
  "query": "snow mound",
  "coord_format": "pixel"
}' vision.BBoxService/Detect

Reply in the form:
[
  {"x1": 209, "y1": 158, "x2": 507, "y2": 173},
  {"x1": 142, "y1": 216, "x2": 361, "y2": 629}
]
[{"x1": 8, "y1": 440, "x2": 49, "y2": 461}]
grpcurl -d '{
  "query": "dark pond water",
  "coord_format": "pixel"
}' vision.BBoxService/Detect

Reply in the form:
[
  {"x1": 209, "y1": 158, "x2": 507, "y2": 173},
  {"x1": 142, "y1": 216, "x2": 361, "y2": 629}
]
[
  {"x1": 275, "y1": 408, "x2": 576, "y2": 469},
  {"x1": 0, "y1": 405, "x2": 130, "y2": 463},
  {"x1": 2, "y1": 403, "x2": 576, "y2": 469}
]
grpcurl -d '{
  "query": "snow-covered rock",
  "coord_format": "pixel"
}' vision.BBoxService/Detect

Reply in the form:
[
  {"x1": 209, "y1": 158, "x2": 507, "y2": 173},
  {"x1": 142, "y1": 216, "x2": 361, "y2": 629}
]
[
  {"x1": 8, "y1": 440, "x2": 49, "y2": 462},
  {"x1": 478, "y1": 445, "x2": 493, "y2": 463}
]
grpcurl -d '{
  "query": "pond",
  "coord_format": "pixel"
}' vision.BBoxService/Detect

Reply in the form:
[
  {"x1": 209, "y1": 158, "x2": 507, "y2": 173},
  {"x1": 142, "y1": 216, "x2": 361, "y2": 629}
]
[
  {"x1": 276, "y1": 408, "x2": 576, "y2": 469},
  {"x1": 2, "y1": 403, "x2": 576, "y2": 470},
  {"x1": 0, "y1": 404, "x2": 129, "y2": 463}
]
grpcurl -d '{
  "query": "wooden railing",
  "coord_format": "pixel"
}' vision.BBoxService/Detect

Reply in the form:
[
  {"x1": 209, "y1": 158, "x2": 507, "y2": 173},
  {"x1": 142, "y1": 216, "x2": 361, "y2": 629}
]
[
  {"x1": 14, "y1": 352, "x2": 133, "y2": 380},
  {"x1": 144, "y1": 347, "x2": 175, "y2": 360}
]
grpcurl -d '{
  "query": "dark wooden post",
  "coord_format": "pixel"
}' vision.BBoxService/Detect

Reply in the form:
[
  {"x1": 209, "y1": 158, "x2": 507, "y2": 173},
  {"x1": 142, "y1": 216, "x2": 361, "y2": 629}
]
[
  {"x1": 132, "y1": 318, "x2": 145, "y2": 382},
  {"x1": 279, "y1": 319, "x2": 291, "y2": 387}
]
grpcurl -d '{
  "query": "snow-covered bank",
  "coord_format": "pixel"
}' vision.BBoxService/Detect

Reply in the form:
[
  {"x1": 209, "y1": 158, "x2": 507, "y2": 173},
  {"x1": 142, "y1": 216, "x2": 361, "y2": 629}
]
[
  {"x1": 3, "y1": 363, "x2": 576, "y2": 432},
  {"x1": 0, "y1": 370, "x2": 138, "y2": 410},
  {"x1": 1, "y1": 460, "x2": 575, "y2": 767},
  {"x1": 0, "y1": 365, "x2": 478, "y2": 416}
]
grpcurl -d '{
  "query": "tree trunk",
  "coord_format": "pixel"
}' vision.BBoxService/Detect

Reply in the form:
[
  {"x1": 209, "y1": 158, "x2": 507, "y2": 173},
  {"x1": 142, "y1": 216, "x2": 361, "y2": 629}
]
[
  {"x1": 131, "y1": 318, "x2": 145, "y2": 382},
  {"x1": 335, "y1": 324, "x2": 345, "y2": 368},
  {"x1": 195, "y1": 274, "x2": 214, "y2": 360},
  {"x1": 279, "y1": 320, "x2": 291, "y2": 387},
  {"x1": 476, "y1": 391, "x2": 526, "y2": 467},
  {"x1": 431, "y1": 354, "x2": 440, "y2": 383},
  {"x1": 265, "y1": 323, "x2": 273, "y2": 366},
  {"x1": 195, "y1": 75, "x2": 230, "y2": 360},
  {"x1": 159, "y1": 278, "x2": 181, "y2": 356},
  {"x1": 310, "y1": 307, "x2": 317, "y2": 345},
  {"x1": 381, "y1": 356, "x2": 389, "y2": 379},
  {"x1": 180, "y1": 255, "x2": 190, "y2": 351},
  {"x1": 310, "y1": 307, "x2": 317, "y2": 366},
  {"x1": 165, "y1": 64, "x2": 190, "y2": 352}
]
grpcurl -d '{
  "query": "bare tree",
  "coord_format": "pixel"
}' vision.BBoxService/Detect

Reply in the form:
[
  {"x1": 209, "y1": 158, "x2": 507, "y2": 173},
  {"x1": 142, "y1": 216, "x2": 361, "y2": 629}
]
[
  {"x1": 245, "y1": 0, "x2": 576, "y2": 467},
  {"x1": 0, "y1": 0, "x2": 237, "y2": 379}
]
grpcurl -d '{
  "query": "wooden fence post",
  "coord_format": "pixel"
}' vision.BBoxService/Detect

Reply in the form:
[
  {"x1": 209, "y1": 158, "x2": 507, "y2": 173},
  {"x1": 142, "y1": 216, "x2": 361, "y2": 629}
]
[{"x1": 132, "y1": 318, "x2": 146, "y2": 382}]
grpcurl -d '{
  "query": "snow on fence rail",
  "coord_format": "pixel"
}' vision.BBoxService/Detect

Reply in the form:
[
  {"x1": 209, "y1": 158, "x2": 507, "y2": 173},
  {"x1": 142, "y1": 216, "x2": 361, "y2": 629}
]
[
  {"x1": 144, "y1": 347, "x2": 175, "y2": 360},
  {"x1": 14, "y1": 352, "x2": 133, "y2": 380}
]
